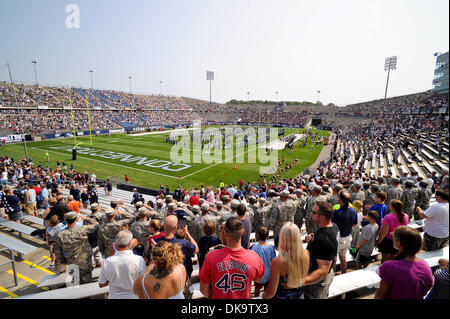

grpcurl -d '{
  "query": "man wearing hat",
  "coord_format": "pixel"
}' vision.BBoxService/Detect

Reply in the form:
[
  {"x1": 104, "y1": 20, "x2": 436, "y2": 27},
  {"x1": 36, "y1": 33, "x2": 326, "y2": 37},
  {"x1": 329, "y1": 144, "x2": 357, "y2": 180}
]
[
  {"x1": 53, "y1": 211, "x2": 100, "y2": 284},
  {"x1": 293, "y1": 189, "x2": 306, "y2": 231},
  {"x1": 221, "y1": 194, "x2": 231, "y2": 208},
  {"x1": 87, "y1": 203, "x2": 104, "y2": 267},
  {"x1": 266, "y1": 190, "x2": 296, "y2": 246},
  {"x1": 155, "y1": 199, "x2": 165, "y2": 220},
  {"x1": 97, "y1": 208, "x2": 136, "y2": 258},
  {"x1": 304, "y1": 186, "x2": 322, "y2": 234},
  {"x1": 328, "y1": 184, "x2": 343, "y2": 207},
  {"x1": 253, "y1": 197, "x2": 270, "y2": 233},
  {"x1": 377, "y1": 177, "x2": 389, "y2": 194},
  {"x1": 190, "y1": 203, "x2": 219, "y2": 242},
  {"x1": 350, "y1": 183, "x2": 365, "y2": 203},
  {"x1": 401, "y1": 179, "x2": 419, "y2": 219},
  {"x1": 130, "y1": 207, "x2": 152, "y2": 250},
  {"x1": 414, "y1": 181, "x2": 433, "y2": 220},
  {"x1": 222, "y1": 199, "x2": 240, "y2": 222},
  {"x1": 386, "y1": 178, "x2": 404, "y2": 213}
]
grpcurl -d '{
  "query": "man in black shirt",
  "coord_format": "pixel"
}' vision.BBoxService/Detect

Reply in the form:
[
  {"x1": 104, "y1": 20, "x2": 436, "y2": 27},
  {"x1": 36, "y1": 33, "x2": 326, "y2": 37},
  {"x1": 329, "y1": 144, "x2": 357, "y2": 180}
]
[
  {"x1": 303, "y1": 201, "x2": 338, "y2": 299},
  {"x1": 44, "y1": 194, "x2": 71, "y2": 224}
]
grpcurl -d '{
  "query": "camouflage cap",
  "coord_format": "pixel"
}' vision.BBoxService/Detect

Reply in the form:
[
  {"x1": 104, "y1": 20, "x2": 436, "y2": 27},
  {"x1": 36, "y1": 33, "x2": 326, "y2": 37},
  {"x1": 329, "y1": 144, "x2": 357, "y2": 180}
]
[
  {"x1": 110, "y1": 200, "x2": 118, "y2": 206},
  {"x1": 259, "y1": 197, "x2": 266, "y2": 203},
  {"x1": 65, "y1": 211, "x2": 78, "y2": 220},
  {"x1": 165, "y1": 195, "x2": 174, "y2": 200},
  {"x1": 199, "y1": 198, "x2": 206, "y2": 205},
  {"x1": 405, "y1": 180, "x2": 415, "y2": 187},
  {"x1": 215, "y1": 201, "x2": 223, "y2": 207},
  {"x1": 105, "y1": 208, "x2": 116, "y2": 217},
  {"x1": 249, "y1": 196, "x2": 257, "y2": 202},
  {"x1": 90, "y1": 203, "x2": 99, "y2": 210},
  {"x1": 191, "y1": 205, "x2": 200, "y2": 213},
  {"x1": 156, "y1": 199, "x2": 164, "y2": 205},
  {"x1": 201, "y1": 203, "x2": 210, "y2": 212},
  {"x1": 230, "y1": 199, "x2": 240, "y2": 209},
  {"x1": 135, "y1": 201, "x2": 144, "y2": 208},
  {"x1": 167, "y1": 203, "x2": 177, "y2": 209},
  {"x1": 280, "y1": 190, "x2": 290, "y2": 197},
  {"x1": 137, "y1": 206, "x2": 148, "y2": 217}
]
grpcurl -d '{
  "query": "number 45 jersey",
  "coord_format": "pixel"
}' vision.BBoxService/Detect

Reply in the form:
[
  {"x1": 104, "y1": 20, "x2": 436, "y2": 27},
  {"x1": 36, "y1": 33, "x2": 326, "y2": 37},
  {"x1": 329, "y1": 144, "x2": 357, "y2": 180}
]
[{"x1": 199, "y1": 246, "x2": 265, "y2": 299}]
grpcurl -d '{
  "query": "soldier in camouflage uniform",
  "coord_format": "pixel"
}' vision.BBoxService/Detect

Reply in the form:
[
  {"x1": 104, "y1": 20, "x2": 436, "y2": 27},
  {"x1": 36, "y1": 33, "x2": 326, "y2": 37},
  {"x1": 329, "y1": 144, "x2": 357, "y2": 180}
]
[
  {"x1": 401, "y1": 180, "x2": 419, "y2": 219},
  {"x1": 377, "y1": 177, "x2": 389, "y2": 195},
  {"x1": 222, "y1": 199, "x2": 240, "y2": 222},
  {"x1": 97, "y1": 208, "x2": 136, "y2": 258},
  {"x1": 363, "y1": 184, "x2": 378, "y2": 213},
  {"x1": 53, "y1": 211, "x2": 100, "y2": 284},
  {"x1": 293, "y1": 189, "x2": 306, "y2": 231},
  {"x1": 328, "y1": 184, "x2": 343, "y2": 208},
  {"x1": 155, "y1": 199, "x2": 166, "y2": 221},
  {"x1": 190, "y1": 203, "x2": 219, "y2": 242},
  {"x1": 386, "y1": 178, "x2": 404, "y2": 212},
  {"x1": 350, "y1": 183, "x2": 365, "y2": 203},
  {"x1": 304, "y1": 186, "x2": 322, "y2": 234},
  {"x1": 265, "y1": 190, "x2": 296, "y2": 245},
  {"x1": 252, "y1": 197, "x2": 270, "y2": 233},
  {"x1": 414, "y1": 181, "x2": 433, "y2": 220},
  {"x1": 130, "y1": 207, "x2": 152, "y2": 246}
]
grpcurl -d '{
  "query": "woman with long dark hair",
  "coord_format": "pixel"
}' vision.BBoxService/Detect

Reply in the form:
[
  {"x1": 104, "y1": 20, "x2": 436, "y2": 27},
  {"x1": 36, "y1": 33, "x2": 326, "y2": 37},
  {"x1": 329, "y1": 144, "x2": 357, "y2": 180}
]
[
  {"x1": 376, "y1": 199, "x2": 409, "y2": 263},
  {"x1": 375, "y1": 226, "x2": 433, "y2": 299}
]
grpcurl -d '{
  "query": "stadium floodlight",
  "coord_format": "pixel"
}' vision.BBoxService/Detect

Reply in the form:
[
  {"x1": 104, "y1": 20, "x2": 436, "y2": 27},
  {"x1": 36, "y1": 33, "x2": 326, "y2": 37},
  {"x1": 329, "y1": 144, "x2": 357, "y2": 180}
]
[
  {"x1": 384, "y1": 56, "x2": 397, "y2": 99},
  {"x1": 89, "y1": 70, "x2": 94, "y2": 90},
  {"x1": 434, "y1": 52, "x2": 442, "y2": 57},
  {"x1": 275, "y1": 91, "x2": 279, "y2": 102},
  {"x1": 129, "y1": 76, "x2": 132, "y2": 94},
  {"x1": 317, "y1": 90, "x2": 321, "y2": 103},
  {"x1": 31, "y1": 60, "x2": 38, "y2": 86},
  {"x1": 247, "y1": 91, "x2": 250, "y2": 103},
  {"x1": 206, "y1": 71, "x2": 214, "y2": 104},
  {"x1": 160, "y1": 80, "x2": 163, "y2": 96},
  {"x1": 6, "y1": 62, "x2": 29, "y2": 161}
]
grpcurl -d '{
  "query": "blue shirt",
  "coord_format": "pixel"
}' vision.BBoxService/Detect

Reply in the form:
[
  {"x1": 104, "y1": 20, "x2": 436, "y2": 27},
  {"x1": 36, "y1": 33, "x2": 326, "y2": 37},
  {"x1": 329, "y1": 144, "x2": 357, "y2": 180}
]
[
  {"x1": 332, "y1": 206, "x2": 357, "y2": 237},
  {"x1": 369, "y1": 203, "x2": 387, "y2": 228},
  {"x1": 251, "y1": 243, "x2": 276, "y2": 284}
]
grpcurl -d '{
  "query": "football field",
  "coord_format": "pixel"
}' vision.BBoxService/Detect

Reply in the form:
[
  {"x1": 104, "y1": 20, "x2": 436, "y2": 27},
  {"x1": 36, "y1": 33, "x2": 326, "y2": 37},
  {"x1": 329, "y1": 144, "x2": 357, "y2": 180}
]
[{"x1": 2, "y1": 126, "x2": 330, "y2": 190}]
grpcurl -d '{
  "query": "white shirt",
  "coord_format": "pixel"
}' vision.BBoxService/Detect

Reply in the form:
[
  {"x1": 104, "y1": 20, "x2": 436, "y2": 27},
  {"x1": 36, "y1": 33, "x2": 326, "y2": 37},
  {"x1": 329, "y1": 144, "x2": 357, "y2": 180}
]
[
  {"x1": 424, "y1": 203, "x2": 449, "y2": 239},
  {"x1": 98, "y1": 250, "x2": 146, "y2": 299}
]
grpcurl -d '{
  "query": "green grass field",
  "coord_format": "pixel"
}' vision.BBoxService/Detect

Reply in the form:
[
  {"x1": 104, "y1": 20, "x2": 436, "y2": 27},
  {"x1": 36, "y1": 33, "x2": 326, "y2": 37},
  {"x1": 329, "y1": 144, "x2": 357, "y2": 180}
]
[{"x1": 1, "y1": 126, "x2": 329, "y2": 190}]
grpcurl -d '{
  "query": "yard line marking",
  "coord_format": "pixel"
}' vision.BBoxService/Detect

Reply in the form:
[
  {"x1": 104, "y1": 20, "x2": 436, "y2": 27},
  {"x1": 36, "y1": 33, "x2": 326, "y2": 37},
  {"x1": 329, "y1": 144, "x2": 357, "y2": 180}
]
[
  {"x1": 0, "y1": 286, "x2": 18, "y2": 298},
  {"x1": 6, "y1": 270, "x2": 48, "y2": 290},
  {"x1": 23, "y1": 260, "x2": 55, "y2": 275},
  {"x1": 42, "y1": 256, "x2": 52, "y2": 261},
  {"x1": 33, "y1": 147, "x2": 181, "y2": 180}
]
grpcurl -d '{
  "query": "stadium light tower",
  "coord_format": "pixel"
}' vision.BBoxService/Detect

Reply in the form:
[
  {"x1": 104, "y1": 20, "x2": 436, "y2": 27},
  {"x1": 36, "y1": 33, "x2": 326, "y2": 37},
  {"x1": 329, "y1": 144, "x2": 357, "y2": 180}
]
[
  {"x1": 129, "y1": 76, "x2": 132, "y2": 94},
  {"x1": 247, "y1": 92, "x2": 250, "y2": 103},
  {"x1": 89, "y1": 70, "x2": 94, "y2": 90},
  {"x1": 317, "y1": 90, "x2": 321, "y2": 103},
  {"x1": 206, "y1": 71, "x2": 214, "y2": 104},
  {"x1": 160, "y1": 80, "x2": 163, "y2": 96},
  {"x1": 6, "y1": 62, "x2": 29, "y2": 160},
  {"x1": 31, "y1": 60, "x2": 38, "y2": 86},
  {"x1": 275, "y1": 91, "x2": 279, "y2": 102},
  {"x1": 384, "y1": 56, "x2": 397, "y2": 99}
]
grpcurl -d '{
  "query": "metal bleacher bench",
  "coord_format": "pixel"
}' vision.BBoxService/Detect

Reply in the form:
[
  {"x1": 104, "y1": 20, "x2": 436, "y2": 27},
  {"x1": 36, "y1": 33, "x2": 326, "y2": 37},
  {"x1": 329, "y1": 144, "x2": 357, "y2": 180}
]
[
  {"x1": 38, "y1": 267, "x2": 102, "y2": 290},
  {"x1": 0, "y1": 217, "x2": 41, "y2": 238},
  {"x1": 17, "y1": 282, "x2": 109, "y2": 299},
  {"x1": 0, "y1": 233, "x2": 38, "y2": 286},
  {"x1": 21, "y1": 215, "x2": 45, "y2": 226}
]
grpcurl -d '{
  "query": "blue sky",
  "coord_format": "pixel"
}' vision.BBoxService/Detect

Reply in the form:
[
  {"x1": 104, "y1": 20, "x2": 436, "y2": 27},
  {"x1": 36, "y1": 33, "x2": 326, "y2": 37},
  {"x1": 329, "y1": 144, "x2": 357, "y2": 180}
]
[{"x1": 0, "y1": 0, "x2": 448, "y2": 105}]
